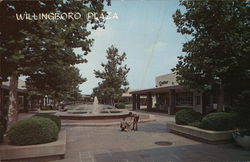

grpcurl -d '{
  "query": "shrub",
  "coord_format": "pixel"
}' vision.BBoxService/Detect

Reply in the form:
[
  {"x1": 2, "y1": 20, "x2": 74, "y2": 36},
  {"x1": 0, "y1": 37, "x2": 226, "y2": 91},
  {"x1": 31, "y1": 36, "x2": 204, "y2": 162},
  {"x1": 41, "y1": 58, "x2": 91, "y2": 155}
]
[
  {"x1": 199, "y1": 112, "x2": 238, "y2": 131},
  {"x1": 0, "y1": 123, "x2": 4, "y2": 143},
  {"x1": 232, "y1": 90, "x2": 250, "y2": 129},
  {"x1": 34, "y1": 114, "x2": 61, "y2": 130},
  {"x1": 175, "y1": 109, "x2": 202, "y2": 125},
  {"x1": 40, "y1": 105, "x2": 54, "y2": 111},
  {"x1": 8, "y1": 117, "x2": 59, "y2": 145},
  {"x1": 188, "y1": 121, "x2": 201, "y2": 127},
  {"x1": 176, "y1": 107, "x2": 189, "y2": 112},
  {"x1": 115, "y1": 103, "x2": 126, "y2": 109}
]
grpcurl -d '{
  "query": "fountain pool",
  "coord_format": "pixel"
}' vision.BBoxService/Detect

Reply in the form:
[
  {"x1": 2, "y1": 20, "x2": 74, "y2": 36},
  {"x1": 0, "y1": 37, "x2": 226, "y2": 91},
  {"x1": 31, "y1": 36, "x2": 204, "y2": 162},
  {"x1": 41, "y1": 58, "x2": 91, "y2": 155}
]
[{"x1": 55, "y1": 98, "x2": 130, "y2": 120}]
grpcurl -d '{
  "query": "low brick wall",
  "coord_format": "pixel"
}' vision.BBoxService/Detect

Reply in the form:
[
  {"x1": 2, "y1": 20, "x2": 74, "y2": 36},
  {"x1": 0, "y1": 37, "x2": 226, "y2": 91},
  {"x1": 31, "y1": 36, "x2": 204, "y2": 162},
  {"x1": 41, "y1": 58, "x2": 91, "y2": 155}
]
[
  {"x1": 167, "y1": 122, "x2": 235, "y2": 144},
  {"x1": 0, "y1": 130, "x2": 66, "y2": 161},
  {"x1": 59, "y1": 113, "x2": 130, "y2": 120}
]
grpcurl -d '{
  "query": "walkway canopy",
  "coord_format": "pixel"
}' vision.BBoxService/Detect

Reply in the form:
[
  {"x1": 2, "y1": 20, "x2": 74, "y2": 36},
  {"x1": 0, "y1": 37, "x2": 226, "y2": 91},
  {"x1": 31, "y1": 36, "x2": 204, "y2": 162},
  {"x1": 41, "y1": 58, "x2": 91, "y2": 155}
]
[
  {"x1": 129, "y1": 85, "x2": 182, "y2": 115},
  {"x1": 129, "y1": 85, "x2": 181, "y2": 95}
]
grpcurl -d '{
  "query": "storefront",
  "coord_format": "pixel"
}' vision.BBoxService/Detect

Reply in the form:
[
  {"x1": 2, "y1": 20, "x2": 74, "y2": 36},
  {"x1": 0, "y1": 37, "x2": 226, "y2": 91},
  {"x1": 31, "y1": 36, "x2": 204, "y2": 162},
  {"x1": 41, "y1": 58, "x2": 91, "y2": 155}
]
[{"x1": 130, "y1": 73, "x2": 204, "y2": 115}]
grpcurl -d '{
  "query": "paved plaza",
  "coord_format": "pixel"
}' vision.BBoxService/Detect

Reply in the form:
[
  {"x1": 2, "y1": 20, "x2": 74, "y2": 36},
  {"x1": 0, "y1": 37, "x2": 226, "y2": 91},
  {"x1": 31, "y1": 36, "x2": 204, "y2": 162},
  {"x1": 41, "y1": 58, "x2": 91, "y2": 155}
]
[{"x1": 53, "y1": 112, "x2": 250, "y2": 162}]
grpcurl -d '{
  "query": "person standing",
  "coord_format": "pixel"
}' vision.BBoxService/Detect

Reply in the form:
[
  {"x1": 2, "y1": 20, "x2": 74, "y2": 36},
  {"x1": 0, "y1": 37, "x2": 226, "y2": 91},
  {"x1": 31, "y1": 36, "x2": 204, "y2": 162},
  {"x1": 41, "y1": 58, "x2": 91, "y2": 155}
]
[{"x1": 132, "y1": 113, "x2": 139, "y2": 131}]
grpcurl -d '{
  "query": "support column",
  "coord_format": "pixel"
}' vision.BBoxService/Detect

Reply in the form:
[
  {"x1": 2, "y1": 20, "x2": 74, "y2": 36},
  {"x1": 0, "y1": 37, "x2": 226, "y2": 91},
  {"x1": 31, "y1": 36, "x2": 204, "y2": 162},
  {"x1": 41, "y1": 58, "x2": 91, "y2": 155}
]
[
  {"x1": 48, "y1": 97, "x2": 50, "y2": 105},
  {"x1": 132, "y1": 94, "x2": 137, "y2": 110},
  {"x1": 169, "y1": 89, "x2": 176, "y2": 115},
  {"x1": 146, "y1": 93, "x2": 152, "y2": 111},
  {"x1": 136, "y1": 95, "x2": 140, "y2": 110}
]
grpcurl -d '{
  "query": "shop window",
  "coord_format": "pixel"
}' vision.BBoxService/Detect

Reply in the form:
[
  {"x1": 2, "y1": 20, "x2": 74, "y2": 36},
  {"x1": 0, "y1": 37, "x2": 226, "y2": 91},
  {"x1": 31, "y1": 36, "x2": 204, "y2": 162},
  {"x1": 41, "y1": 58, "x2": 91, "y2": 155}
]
[{"x1": 176, "y1": 92, "x2": 193, "y2": 106}]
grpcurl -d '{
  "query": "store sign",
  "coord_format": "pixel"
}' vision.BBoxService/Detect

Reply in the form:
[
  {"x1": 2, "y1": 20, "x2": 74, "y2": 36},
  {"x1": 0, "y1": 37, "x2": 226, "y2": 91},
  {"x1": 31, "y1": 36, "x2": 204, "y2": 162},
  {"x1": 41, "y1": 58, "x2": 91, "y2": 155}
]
[{"x1": 159, "y1": 81, "x2": 168, "y2": 86}]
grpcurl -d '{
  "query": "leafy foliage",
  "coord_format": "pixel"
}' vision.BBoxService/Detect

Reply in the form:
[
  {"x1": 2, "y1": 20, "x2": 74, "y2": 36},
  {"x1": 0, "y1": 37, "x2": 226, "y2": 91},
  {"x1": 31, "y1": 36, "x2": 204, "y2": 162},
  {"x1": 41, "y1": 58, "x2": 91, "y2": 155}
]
[
  {"x1": 0, "y1": 0, "x2": 110, "y2": 128},
  {"x1": 172, "y1": 0, "x2": 250, "y2": 107},
  {"x1": 237, "y1": 128, "x2": 250, "y2": 136},
  {"x1": 175, "y1": 109, "x2": 202, "y2": 125},
  {"x1": 188, "y1": 121, "x2": 201, "y2": 128},
  {"x1": 93, "y1": 45, "x2": 130, "y2": 105},
  {"x1": 8, "y1": 117, "x2": 59, "y2": 145},
  {"x1": 199, "y1": 112, "x2": 238, "y2": 131},
  {"x1": 115, "y1": 103, "x2": 126, "y2": 109},
  {"x1": 26, "y1": 66, "x2": 85, "y2": 102},
  {"x1": 0, "y1": 0, "x2": 110, "y2": 82},
  {"x1": 40, "y1": 106, "x2": 54, "y2": 111},
  {"x1": 232, "y1": 90, "x2": 250, "y2": 129},
  {"x1": 34, "y1": 114, "x2": 61, "y2": 130}
]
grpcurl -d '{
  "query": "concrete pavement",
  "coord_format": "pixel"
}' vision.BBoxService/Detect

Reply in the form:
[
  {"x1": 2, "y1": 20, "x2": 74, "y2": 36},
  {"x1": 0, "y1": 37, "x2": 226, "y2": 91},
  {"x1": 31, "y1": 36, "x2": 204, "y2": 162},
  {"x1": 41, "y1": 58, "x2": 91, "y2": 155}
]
[{"x1": 53, "y1": 112, "x2": 250, "y2": 162}]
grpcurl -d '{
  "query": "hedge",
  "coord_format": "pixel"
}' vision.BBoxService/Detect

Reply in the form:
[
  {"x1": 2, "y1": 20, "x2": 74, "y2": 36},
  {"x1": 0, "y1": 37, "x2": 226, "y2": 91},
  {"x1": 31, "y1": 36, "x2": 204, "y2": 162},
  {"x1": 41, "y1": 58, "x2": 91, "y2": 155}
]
[
  {"x1": 40, "y1": 106, "x2": 54, "y2": 111},
  {"x1": 199, "y1": 112, "x2": 238, "y2": 131},
  {"x1": 188, "y1": 121, "x2": 201, "y2": 127},
  {"x1": 175, "y1": 109, "x2": 202, "y2": 125},
  {"x1": 34, "y1": 114, "x2": 61, "y2": 130},
  {"x1": 8, "y1": 117, "x2": 59, "y2": 145},
  {"x1": 115, "y1": 103, "x2": 126, "y2": 109},
  {"x1": 0, "y1": 123, "x2": 4, "y2": 143}
]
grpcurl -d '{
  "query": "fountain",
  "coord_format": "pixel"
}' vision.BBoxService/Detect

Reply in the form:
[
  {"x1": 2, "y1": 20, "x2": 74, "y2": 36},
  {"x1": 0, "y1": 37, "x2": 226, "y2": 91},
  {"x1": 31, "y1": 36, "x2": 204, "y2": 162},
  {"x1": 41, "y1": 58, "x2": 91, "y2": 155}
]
[
  {"x1": 92, "y1": 96, "x2": 99, "y2": 114},
  {"x1": 55, "y1": 96, "x2": 129, "y2": 120}
]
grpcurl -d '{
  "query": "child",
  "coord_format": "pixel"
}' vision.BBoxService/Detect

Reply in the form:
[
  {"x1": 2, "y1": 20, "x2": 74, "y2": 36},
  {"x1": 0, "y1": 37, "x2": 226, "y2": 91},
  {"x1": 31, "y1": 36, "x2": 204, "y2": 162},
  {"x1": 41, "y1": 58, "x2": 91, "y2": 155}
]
[{"x1": 120, "y1": 117, "x2": 129, "y2": 131}]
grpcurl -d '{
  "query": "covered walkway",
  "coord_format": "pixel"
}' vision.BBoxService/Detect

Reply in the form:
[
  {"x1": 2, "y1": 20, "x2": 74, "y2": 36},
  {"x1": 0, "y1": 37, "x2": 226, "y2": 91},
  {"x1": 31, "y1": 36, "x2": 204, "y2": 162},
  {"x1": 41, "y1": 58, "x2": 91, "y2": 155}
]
[{"x1": 130, "y1": 85, "x2": 182, "y2": 115}]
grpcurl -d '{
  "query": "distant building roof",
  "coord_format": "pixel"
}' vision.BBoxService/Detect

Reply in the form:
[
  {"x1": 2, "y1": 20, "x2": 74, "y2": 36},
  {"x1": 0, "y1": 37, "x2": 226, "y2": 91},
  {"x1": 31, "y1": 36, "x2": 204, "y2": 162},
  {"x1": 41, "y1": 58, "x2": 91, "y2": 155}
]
[
  {"x1": 1, "y1": 79, "x2": 27, "y2": 93},
  {"x1": 81, "y1": 95, "x2": 91, "y2": 98}
]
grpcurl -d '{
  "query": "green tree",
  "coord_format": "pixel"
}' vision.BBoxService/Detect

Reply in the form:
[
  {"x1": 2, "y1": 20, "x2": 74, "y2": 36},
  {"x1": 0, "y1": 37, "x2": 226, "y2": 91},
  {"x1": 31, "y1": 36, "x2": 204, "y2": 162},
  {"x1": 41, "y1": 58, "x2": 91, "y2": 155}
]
[
  {"x1": 233, "y1": 90, "x2": 250, "y2": 129},
  {"x1": 26, "y1": 66, "x2": 85, "y2": 106},
  {"x1": 172, "y1": 0, "x2": 250, "y2": 111},
  {"x1": 0, "y1": 0, "x2": 109, "y2": 130},
  {"x1": 93, "y1": 45, "x2": 130, "y2": 105}
]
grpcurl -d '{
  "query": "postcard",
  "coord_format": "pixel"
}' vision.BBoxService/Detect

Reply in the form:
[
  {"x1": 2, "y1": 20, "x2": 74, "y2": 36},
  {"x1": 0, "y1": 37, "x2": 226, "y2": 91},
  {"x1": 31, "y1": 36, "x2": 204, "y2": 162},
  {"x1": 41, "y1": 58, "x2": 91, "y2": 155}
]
[{"x1": 0, "y1": 0, "x2": 249, "y2": 161}]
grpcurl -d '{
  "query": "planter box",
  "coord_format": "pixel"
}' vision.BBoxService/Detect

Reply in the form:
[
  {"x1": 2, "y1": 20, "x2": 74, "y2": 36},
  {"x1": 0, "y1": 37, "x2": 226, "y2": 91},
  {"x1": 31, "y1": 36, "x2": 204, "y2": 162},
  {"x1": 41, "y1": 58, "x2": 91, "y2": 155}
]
[
  {"x1": 167, "y1": 122, "x2": 235, "y2": 144},
  {"x1": 0, "y1": 130, "x2": 66, "y2": 161}
]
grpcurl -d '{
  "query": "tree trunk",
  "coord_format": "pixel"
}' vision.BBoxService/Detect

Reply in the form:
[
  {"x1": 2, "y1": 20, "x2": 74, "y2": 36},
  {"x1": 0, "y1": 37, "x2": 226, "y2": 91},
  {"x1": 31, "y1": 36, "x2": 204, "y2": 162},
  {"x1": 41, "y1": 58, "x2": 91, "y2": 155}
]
[
  {"x1": 7, "y1": 73, "x2": 19, "y2": 131},
  {"x1": 110, "y1": 97, "x2": 114, "y2": 106},
  {"x1": 0, "y1": 81, "x2": 3, "y2": 116},
  {"x1": 217, "y1": 86, "x2": 224, "y2": 112},
  {"x1": 0, "y1": 81, "x2": 5, "y2": 129}
]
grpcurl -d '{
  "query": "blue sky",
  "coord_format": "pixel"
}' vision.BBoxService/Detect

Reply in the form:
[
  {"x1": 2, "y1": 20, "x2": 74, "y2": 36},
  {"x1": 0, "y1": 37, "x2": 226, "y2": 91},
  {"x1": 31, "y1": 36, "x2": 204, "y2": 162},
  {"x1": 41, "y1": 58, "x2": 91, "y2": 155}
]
[{"x1": 76, "y1": 0, "x2": 188, "y2": 94}]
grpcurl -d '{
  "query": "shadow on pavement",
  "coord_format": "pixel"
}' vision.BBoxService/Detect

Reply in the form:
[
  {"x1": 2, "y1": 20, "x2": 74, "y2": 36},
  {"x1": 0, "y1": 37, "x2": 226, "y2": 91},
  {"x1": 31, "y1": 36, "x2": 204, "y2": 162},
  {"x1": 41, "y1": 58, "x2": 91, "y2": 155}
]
[
  {"x1": 93, "y1": 143, "x2": 250, "y2": 162},
  {"x1": 138, "y1": 122, "x2": 169, "y2": 133}
]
